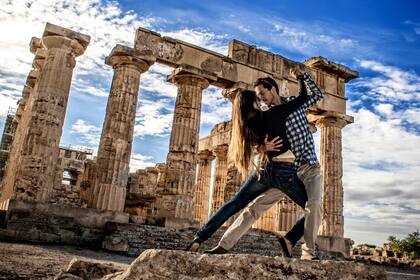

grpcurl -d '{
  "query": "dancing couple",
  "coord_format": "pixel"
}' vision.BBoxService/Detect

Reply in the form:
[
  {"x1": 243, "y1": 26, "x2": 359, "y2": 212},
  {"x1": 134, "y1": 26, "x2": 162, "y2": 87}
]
[{"x1": 187, "y1": 66, "x2": 324, "y2": 260}]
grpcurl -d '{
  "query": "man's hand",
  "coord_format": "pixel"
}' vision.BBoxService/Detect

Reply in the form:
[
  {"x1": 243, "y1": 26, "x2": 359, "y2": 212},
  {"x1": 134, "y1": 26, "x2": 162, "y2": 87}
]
[
  {"x1": 290, "y1": 67, "x2": 305, "y2": 80},
  {"x1": 264, "y1": 135, "x2": 283, "y2": 152}
]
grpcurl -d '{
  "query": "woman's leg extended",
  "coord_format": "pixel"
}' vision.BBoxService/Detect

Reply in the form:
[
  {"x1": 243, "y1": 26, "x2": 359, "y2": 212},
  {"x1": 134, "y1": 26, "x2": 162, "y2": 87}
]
[{"x1": 194, "y1": 173, "x2": 270, "y2": 243}]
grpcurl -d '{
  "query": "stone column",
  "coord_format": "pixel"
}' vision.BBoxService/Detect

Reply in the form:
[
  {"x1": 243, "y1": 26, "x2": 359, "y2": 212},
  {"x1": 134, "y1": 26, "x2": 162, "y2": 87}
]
[
  {"x1": 0, "y1": 38, "x2": 44, "y2": 203},
  {"x1": 91, "y1": 45, "x2": 155, "y2": 211},
  {"x1": 161, "y1": 65, "x2": 216, "y2": 221},
  {"x1": 210, "y1": 144, "x2": 228, "y2": 215},
  {"x1": 316, "y1": 113, "x2": 352, "y2": 237},
  {"x1": 5, "y1": 23, "x2": 90, "y2": 203},
  {"x1": 194, "y1": 150, "x2": 215, "y2": 225}
]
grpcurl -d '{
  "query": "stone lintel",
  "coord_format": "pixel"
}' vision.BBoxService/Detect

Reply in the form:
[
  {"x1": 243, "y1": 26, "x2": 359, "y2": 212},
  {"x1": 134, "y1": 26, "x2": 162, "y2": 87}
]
[
  {"x1": 198, "y1": 136, "x2": 211, "y2": 151},
  {"x1": 29, "y1": 37, "x2": 41, "y2": 54},
  {"x1": 167, "y1": 64, "x2": 217, "y2": 84},
  {"x1": 135, "y1": 27, "x2": 354, "y2": 114},
  {"x1": 105, "y1": 44, "x2": 156, "y2": 70},
  {"x1": 43, "y1": 22, "x2": 91, "y2": 50},
  {"x1": 304, "y1": 56, "x2": 359, "y2": 82}
]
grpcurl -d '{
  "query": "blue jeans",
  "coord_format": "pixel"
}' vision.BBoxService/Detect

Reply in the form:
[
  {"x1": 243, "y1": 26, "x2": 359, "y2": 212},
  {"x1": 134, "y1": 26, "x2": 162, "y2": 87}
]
[{"x1": 194, "y1": 162, "x2": 308, "y2": 245}]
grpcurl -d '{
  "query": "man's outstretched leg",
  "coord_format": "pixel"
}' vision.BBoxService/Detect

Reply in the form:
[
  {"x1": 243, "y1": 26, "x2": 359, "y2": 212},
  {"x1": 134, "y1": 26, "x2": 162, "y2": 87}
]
[{"x1": 211, "y1": 188, "x2": 286, "y2": 252}]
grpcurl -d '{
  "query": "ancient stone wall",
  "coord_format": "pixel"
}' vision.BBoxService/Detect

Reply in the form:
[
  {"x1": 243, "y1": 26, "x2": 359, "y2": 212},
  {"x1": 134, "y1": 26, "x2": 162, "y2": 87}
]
[{"x1": 49, "y1": 147, "x2": 93, "y2": 207}]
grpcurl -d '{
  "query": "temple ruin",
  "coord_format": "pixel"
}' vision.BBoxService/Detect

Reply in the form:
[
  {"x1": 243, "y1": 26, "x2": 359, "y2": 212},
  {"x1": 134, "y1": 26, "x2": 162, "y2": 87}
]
[{"x1": 0, "y1": 22, "x2": 358, "y2": 257}]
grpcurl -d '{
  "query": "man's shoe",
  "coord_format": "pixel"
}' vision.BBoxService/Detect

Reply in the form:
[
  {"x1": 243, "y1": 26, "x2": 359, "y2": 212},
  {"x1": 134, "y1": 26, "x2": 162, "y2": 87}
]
[
  {"x1": 300, "y1": 243, "x2": 319, "y2": 260},
  {"x1": 300, "y1": 250, "x2": 319, "y2": 261},
  {"x1": 204, "y1": 245, "x2": 229, "y2": 254},
  {"x1": 185, "y1": 241, "x2": 200, "y2": 252},
  {"x1": 277, "y1": 236, "x2": 293, "y2": 258}
]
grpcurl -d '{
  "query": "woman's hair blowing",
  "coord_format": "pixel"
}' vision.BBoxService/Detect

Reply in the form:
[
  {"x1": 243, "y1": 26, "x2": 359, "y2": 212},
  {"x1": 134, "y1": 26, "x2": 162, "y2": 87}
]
[{"x1": 228, "y1": 90, "x2": 265, "y2": 181}]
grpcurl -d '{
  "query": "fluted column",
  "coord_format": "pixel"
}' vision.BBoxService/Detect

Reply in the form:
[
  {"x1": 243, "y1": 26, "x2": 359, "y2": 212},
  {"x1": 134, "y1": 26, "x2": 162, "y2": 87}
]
[
  {"x1": 161, "y1": 65, "x2": 215, "y2": 221},
  {"x1": 316, "y1": 114, "x2": 351, "y2": 237},
  {"x1": 91, "y1": 45, "x2": 155, "y2": 211},
  {"x1": 5, "y1": 24, "x2": 90, "y2": 203},
  {"x1": 210, "y1": 144, "x2": 228, "y2": 215},
  {"x1": 194, "y1": 150, "x2": 215, "y2": 225},
  {"x1": 0, "y1": 38, "x2": 44, "y2": 203}
]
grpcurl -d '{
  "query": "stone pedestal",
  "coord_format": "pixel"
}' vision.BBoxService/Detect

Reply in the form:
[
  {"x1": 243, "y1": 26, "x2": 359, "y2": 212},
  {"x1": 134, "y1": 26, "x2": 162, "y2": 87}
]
[
  {"x1": 194, "y1": 150, "x2": 215, "y2": 225},
  {"x1": 160, "y1": 65, "x2": 216, "y2": 223},
  {"x1": 91, "y1": 45, "x2": 155, "y2": 211},
  {"x1": 316, "y1": 113, "x2": 353, "y2": 237},
  {"x1": 2, "y1": 23, "x2": 90, "y2": 203}
]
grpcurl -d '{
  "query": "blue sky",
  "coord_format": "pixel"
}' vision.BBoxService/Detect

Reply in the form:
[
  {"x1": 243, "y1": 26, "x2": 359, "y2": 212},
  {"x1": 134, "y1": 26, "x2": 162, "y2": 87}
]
[{"x1": 0, "y1": 0, "x2": 419, "y2": 246}]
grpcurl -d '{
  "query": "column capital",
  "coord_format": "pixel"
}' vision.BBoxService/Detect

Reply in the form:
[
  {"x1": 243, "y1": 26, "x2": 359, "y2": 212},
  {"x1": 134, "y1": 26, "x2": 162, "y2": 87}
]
[
  {"x1": 197, "y1": 149, "x2": 215, "y2": 162},
  {"x1": 105, "y1": 44, "x2": 156, "y2": 73},
  {"x1": 41, "y1": 35, "x2": 87, "y2": 57},
  {"x1": 314, "y1": 112, "x2": 354, "y2": 129},
  {"x1": 213, "y1": 144, "x2": 229, "y2": 159},
  {"x1": 167, "y1": 64, "x2": 217, "y2": 89}
]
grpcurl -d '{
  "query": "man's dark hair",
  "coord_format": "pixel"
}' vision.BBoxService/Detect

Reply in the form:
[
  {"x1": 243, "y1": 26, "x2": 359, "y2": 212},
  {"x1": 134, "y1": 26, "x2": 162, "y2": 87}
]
[{"x1": 253, "y1": 77, "x2": 280, "y2": 96}]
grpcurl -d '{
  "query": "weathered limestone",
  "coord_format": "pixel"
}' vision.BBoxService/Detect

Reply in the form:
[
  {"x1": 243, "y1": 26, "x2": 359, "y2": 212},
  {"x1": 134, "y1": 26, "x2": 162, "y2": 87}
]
[
  {"x1": 1, "y1": 23, "x2": 90, "y2": 204},
  {"x1": 159, "y1": 65, "x2": 216, "y2": 222},
  {"x1": 194, "y1": 150, "x2": 215, "y2": 225},
  {"x1": 316, "y1": 112, "x2": 353, "y2": 237},
  {"x1": 99, "y1": 249, "x2": 386, "y2": 280},
  {"x1": 91, "y1": 45, "x2": 155, "y2": 211},
  {"x1": 50, "y1": 146, "x2": 93, "y2": 207},
  {"x1": 0, "y1": 38, "x2": 44, "y2": 207},
  {"x1": 209, "y1": 144, "x2": 228, "y2": 215}
]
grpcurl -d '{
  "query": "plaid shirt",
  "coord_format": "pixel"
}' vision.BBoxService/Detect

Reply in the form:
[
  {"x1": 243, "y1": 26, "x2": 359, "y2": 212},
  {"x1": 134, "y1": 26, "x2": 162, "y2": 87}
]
[{"x1": 285, "y1": 73, "x2": 323, "y2": 168}]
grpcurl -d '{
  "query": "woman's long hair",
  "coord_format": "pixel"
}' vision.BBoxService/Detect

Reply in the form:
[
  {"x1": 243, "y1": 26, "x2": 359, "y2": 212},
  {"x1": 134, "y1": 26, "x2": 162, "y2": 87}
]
[{"x1": 229, "y1": 90, "x2": 265, "y2": 181}]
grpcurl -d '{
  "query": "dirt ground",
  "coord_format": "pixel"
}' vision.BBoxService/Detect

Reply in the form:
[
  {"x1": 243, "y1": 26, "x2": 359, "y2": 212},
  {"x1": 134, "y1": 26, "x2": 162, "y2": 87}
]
[{"x1": 0, "y1": 241, "x2": 419, "y2": 280}]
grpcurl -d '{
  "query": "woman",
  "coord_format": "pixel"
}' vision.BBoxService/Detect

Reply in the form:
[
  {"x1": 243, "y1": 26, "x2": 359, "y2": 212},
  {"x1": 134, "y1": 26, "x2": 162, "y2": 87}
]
[{"x1": 187, "y1": 70, "x2": 309, "y2": 252}]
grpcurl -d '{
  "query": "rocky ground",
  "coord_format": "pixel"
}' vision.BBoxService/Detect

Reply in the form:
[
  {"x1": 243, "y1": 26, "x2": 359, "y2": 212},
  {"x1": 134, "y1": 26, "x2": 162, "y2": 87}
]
[{"x1": 0, "y1": 241, "x2": 419, "y2": 280}]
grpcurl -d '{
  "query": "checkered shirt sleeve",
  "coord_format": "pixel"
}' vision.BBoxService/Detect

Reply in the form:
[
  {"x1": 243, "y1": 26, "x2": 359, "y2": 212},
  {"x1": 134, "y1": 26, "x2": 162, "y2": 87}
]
[{"x1": 285, "y1": 73, "x2": 323, "y2": 168}]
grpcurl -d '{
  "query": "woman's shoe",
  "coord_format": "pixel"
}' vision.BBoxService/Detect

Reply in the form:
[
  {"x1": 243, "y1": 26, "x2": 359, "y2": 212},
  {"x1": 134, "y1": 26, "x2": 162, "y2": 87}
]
[{"x1": 185, "y1": 241, "x2": 200, "y2": 252}]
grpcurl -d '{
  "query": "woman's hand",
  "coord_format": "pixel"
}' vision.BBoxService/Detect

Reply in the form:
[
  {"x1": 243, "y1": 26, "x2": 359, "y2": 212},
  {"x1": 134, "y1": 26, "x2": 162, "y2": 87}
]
[{"x1": 264, "y1": 135, "x2": 283, "y2": 152}]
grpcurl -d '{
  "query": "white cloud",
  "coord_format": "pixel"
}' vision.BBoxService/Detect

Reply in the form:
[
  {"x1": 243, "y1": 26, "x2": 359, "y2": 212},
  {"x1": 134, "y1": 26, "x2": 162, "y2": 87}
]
[
  {"x1": 375, "y1": 103, "x2": 393, "y2": 116},
  {"x1": 70, "y1": 119, "x2": 102, "y2": 147},
  {"x1": 129, "y1": 153, "x2": 155, "y2": 172},
  {"x1": 351, "y1": 60, "x2": 420, "y2": 102},
  {"x1": 340, "y1": 63, "x2": 420, "y2": 244}
]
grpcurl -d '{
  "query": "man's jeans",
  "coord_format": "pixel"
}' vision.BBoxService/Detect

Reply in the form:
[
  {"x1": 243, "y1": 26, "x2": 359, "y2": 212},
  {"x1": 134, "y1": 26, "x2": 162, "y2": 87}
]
[
  {"x1": 194, "y1": 163, "x2": 307, "y2": 244},
  {"x1": 218, "y1": 163, "x2": 322, "y2": 251}
]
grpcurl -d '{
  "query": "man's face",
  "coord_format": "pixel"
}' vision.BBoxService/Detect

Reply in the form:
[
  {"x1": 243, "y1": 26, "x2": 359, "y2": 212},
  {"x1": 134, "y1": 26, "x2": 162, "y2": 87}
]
[{"x1": 255, "y1": 85, "x2": 276, "y2": 106}]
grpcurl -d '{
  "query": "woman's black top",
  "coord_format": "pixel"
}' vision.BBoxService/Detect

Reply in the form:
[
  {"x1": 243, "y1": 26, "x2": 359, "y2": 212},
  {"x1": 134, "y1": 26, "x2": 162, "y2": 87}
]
[{"x1": 262, "y1": 77, "x2": 308, "y2": 159}]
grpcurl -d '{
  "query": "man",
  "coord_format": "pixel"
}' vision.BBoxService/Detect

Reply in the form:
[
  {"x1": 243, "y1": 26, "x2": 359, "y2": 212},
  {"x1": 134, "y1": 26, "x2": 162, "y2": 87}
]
[{"x1": 206, "y1": 70, "x2": 323, "y2": 260}]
